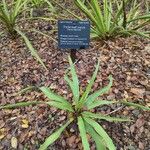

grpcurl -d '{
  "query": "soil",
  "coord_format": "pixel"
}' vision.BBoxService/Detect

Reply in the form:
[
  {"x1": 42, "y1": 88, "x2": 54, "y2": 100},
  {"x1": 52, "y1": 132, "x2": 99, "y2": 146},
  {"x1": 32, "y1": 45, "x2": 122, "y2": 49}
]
[{"x1": 0, "y1": 1, "x2": 150, "y2": 150}]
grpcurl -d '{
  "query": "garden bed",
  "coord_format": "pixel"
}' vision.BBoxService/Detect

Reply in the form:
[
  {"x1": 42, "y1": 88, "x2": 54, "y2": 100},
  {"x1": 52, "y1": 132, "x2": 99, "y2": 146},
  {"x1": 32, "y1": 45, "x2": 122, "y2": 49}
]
[{"x1": 0, "y1": 0, "x2": 150, "y2": 150}]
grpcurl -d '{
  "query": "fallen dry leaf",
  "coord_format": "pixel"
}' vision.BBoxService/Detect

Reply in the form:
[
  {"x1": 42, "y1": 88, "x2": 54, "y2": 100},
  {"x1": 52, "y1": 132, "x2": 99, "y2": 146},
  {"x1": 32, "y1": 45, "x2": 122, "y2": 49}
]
[
  {"x1": 0, "y1": 128, "x2": 6, "y2": 140},
  {"x1": 21, "y1": 119, "x2": 29, "y2": 128},
  {"x1": 130, "y1": 88, "x2": 145, "y2": 97},
  {"x1": 0, "y1": 135, "x2": 5, "y2": 140},
  {"x1": 11, "y1": 137, "x2": 18, "y2": 149}
]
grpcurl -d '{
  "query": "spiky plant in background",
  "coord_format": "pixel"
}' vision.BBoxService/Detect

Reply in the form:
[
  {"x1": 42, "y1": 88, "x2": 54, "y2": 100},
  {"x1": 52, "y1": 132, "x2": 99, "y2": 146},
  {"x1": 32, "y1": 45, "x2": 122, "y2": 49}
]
[{"x1": 75, "y1": 0, "x2": 150, "y2": 39}]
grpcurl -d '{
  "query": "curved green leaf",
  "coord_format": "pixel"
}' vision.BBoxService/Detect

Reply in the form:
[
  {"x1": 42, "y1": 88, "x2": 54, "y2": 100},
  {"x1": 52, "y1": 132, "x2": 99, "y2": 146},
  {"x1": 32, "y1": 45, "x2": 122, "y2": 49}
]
[
  {"x1": 77, "y1": 61, "x2": 100, "y2": 109},
  {"x1": 85, "y1": 75, "x2": 113, "y2": 106},
  {"x1": 40, "y1": 87, "x2": 73, "y2": 112},
  {"x1": 15, "y1": 28, "x2": 47, "y2": 70},
  {"x1": 85, "y1": 121, "x2": 106, "y2": 150},
  {"x1": 64, "y1": 56, "x2": 80, "y2": 105},
  {"x1": 87, "y1": 100, "x2": 116, "y2": 110},
  {"x1": 82, "y1": 111, "x2": 131, "y2": 122},
  {"x1": 39, "y1": 119, "x2": 73, "y2": 150},
  {"x1": 121, "y1": 101, "x2": 150, "y2": 111},
  {"x1": 84, "y1": 117, "x2": 116, "y2": 150},
  {"x1": 46, "y1": 101, "x2": 73, "y2": 112},
  {"x1": 0, "y1": 101, "x2": 43, "y2": 109},
  {"x1": 78, "y1": 116, "x2": 90, "y2": 150}
]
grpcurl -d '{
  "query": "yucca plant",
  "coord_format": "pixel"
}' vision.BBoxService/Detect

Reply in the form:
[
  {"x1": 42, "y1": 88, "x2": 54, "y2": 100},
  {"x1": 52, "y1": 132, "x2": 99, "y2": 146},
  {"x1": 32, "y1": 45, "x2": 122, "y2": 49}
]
[
  {"x1": 0, "y1": 0, "x2": 47, "y2": 70},
  {"x1": 0, "y1": 56, "x2": 149, "y2": 150},
  {"x1": 75, "y1": 0, "x2": 150, "y2": 39}
]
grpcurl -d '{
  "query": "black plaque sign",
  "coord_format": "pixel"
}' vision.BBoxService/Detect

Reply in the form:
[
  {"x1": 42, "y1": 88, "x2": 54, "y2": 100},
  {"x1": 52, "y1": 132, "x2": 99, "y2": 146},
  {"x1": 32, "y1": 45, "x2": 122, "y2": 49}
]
[{"x1": 58, "y1": 20, "x2": 90, "y2": 49}]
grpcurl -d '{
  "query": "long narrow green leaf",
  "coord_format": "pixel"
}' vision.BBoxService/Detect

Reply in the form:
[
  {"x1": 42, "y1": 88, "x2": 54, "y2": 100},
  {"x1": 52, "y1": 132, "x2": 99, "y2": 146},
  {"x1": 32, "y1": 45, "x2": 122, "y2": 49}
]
[
  {"x1": 15, "y1": 86, "x2": 36, "y2": 95},
  {"x1": 64, "y1": 56, "x2": 80, "y2": 105},
  {"x1": 121, "y1": 101, "x2": 150, "y2": 111},
  {"x1": 39, "y1": 119, "x2": 73, "y2": 150},
  {"x1": 2, "y1": 0, "x2": 10, "y2": 19},
  {"x1": 85, "y1": 121, "x2": 106, "y2": 150},
  {"x1": 84, "y1": 117, "x2": 116, "y2": 150},
  {"x1": 127, "y1": 14, "x2": 150, "y2": 23},
  {"x1": 0, "y1": 101, "x2": 43, "y2": 109},
  {"x1": 91, "y1": 0, "x2": 105, "y2": 31},
  {"x1": 85, "y1": 75, "x2": 113, "y2": 106},
  {"x1": 46, "y1": 101, "x2": 74, "y2": 112},
  {"x1": 15, "y1": 28, "x2": 47, "y2": 70},
  {"x1": 82, "y1": 111, "x2": 131, "y2": 122},
  {"x1": 40, "y1": 87, "x2": 74, "y2": 112},
  {"x1": 77, "y1": 61, "x2": 100, "y2": 109},
  {"x1": 78, "y1": 116, "x2": 90, "y2": 150},
  {"x1": 87, "y1": 100, "x2": 116, "y2": 110}
]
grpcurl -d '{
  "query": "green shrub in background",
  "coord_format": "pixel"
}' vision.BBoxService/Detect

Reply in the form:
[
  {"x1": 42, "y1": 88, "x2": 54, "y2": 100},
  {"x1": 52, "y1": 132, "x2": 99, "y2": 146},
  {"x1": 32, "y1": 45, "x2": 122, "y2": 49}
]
[
  {"x1": 0, "y1": 56, "x2": 149, "y2": 150},
  {"x1": 75, "y1": 0, "x2": 150, "y2": 39},
  {"x1": 0, "y1": 0, "x2": 47, "y2": 70}
]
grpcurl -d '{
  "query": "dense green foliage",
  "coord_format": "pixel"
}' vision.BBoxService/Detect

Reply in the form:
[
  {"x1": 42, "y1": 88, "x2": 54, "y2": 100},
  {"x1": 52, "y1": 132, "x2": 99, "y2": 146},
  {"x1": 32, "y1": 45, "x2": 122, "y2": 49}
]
[{"x1": 75, "y1": 0, "x2": 150, "y2": 39}]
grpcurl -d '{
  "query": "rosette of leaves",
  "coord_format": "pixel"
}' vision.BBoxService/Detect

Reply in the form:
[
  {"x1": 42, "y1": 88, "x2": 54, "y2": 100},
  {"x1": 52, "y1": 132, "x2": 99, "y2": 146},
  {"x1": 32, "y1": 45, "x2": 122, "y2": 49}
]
[
  {"x1": 0, "y1": 56, "x2": 149, "y2": 150},
  {"x1": 75, "y1": 0, "x2": 150, "y2": 39},
  {"x1": 0, "y1": 0, "x2": 47, "y2": 70}
]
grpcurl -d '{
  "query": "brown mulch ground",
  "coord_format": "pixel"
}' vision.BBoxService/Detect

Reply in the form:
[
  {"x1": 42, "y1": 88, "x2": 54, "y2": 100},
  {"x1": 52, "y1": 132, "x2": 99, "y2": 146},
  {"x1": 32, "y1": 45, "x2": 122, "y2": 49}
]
[{"x1": 0, "y1": 1, "x2": 150, "y2": 150}]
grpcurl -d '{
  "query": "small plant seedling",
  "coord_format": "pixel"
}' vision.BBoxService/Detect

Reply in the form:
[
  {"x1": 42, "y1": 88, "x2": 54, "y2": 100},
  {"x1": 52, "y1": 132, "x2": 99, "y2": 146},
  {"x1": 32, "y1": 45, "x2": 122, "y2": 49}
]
[{"x1": 0, "y1": 56, "x2": 149, "y2": 150}]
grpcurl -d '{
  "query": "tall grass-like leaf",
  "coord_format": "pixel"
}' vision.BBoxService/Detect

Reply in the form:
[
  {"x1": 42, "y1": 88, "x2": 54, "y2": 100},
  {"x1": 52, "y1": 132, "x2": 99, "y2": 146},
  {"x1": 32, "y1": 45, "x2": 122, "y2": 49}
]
[
  {"x1": 39, "y1": 119, "x2": 73, "y2": 150},
  {"x1": 0, "y1": 101, "x2": 42, "y2": 109},
  {"x1": 85, "y1": 122, "x2": 106, "y2": 150},
  {"x1": 87, "y1": 100, "x2": 116, "y2": 110},
  {"x1": 2, "y1": 0, "x2": 9, "y2": 18},
  {"x1": 46, "y1": 101, "x2": 74, "y2": 112},
  {"x1": 64, "y1": 56, "x2": 80, "y2": 106},
  {"x1": 77, "y1": 116, "x2": 90, "y2": 150},
  {"x1": 40, "y1": 87, "x2": 72, "y2": 105},
  {"x1": 15, "y1": 28, "x2": 47, "y2": 70},
  {"x1": 84, "y1": 117, "x2": 116, "y2": 150},
  {"x1": 82, "y1": 112, "x2": 131, "y2": 122},
  {"x1": 121, "y1": 101, "x2": 150, "y2": 111},
  {"x1": 85, "y1": 75, "x2": 113, "y2": 106},
  {"x1": 77, "y1": 61, "x2": 100, "y2": 109},
  {"x1": 14, "y1": 86, "x2": 36, "y2": 96},
  {"x1": 127, "y1": 14, "x2": 150, "y2": 23},
  {"x1": 40, "y1": 87, "x2": 73, "y2": 112}
]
